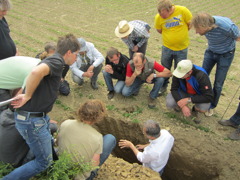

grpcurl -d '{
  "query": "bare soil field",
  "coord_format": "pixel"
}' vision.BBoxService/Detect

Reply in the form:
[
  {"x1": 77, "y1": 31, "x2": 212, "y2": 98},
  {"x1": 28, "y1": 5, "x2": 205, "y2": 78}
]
[{"x1": 7, "y1": 0, "x2": 240, "y2": 179}]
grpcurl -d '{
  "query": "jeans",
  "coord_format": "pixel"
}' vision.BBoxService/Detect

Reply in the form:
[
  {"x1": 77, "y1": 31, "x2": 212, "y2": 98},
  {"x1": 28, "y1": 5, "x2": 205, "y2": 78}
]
[
  {"x1": 202, "y1": 49, "x2": 235, "y2": 109},
  {"x1": 229, "y1": 103, "x2": 240, "y2": 126},
  {"x1": 102, "y1": 70, "x2": 125, "y2": 93},
  {"x1": 3, "y1": 112, "x2": 53, "y2": 180},
  {"x1": 122, "y1": 77, "x2": 164, "y2": 99},
  {"x1": 161, "y1": 46, "x2": 188, "y2": 88},
  {"x1": 86, "y1": 134, "x2": 116, "y2": 180},
  {"x1": 72, "y1": 63, "x2": 103, "y2": 85}
]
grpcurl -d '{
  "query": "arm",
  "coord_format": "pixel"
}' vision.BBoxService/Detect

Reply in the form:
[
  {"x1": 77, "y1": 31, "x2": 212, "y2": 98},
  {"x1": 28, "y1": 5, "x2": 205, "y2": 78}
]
[
  {"x1": 156, "y1": 29, "x2": 162, "y2": 34},
  {"x1": 125, "y1": 63, "x2": 140, "y2": 86},
  {"x1": 154, "y1": 62, "x2": 172, "y2": 78},
  {"x1": 70, "y1": 61, "x2": 85, "y2": 79},
  {"x1": 12, "y1": 63, "x2": 50, "y2": 108},
  {"x1": 92, "y1": 153, "x2": 100, "y2": 166},
  {"x1": 91, "y1": 44, "x2": 104, "y2": 68},
  {"x1": 119, "y1": 140, "x2": 139, "y2": 156}
]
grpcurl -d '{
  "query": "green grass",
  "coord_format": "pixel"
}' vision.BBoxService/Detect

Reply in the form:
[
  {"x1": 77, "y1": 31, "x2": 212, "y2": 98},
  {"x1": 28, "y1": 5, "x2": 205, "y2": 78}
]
[{"x1": 55, "y1": 99, "x2": 72, "y2": 111}]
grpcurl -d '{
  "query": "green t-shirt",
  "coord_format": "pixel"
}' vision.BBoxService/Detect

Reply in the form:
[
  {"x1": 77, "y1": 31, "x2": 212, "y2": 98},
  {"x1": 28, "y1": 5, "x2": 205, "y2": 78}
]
[{"x1": 0, "y1": 56, "x2": 40, "y2": 89}]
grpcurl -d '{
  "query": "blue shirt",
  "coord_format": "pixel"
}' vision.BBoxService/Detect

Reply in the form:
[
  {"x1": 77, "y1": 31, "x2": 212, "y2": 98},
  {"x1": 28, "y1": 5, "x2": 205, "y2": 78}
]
[{"x1": 205, "y1": 16, "x2": 240, "y2": 54}]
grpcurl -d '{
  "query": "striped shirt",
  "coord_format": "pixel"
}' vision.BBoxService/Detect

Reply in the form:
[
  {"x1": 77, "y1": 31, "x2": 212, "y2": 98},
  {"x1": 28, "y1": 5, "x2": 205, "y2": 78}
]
[
  {"x1": 122, "y1": 20, "x2": 150, "y2": 49},
  {"x1": 205, "y1": 16, "x2": 240, "y2": 54}
]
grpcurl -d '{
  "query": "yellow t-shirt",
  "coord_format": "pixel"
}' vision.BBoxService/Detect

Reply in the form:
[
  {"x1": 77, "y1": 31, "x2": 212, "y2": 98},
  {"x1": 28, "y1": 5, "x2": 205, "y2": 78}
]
[{"x1": 154, "y1": 5, "x2": 192, "y2": 51}]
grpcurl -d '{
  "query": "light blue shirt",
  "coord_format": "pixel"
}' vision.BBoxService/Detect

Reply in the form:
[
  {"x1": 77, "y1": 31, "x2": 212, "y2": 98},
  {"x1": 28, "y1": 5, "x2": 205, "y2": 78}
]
[{"x1": 205, "y1": 16, "x2": 240, "y2": 54}]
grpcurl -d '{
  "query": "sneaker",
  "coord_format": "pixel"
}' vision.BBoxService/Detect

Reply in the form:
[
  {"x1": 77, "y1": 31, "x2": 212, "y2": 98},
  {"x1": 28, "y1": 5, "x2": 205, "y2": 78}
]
[
  {"x1": 204, "y1": 109, "x2": 214, "y2": 117},
  {"x1": 192, "y1": 106, "x2": 201, "y2": 124},
  {"x1": 107, "y1": 91, "x2": 115, "y2": 100},
  {"x1": 91, "y1": 81, "x2": 98, "y2": 90},
  {"x1": 148, "y1": 97, "x2": 156, "y2": 109},
  {"x1": 158, "y1": 85, "x2": 167, "y2": 96},
  {"x1": 218, "y1": 119, "x2": 239, "y2": 128},
  {"x1": 228, "y1": 129, "x2": 240, "y2": 140}
]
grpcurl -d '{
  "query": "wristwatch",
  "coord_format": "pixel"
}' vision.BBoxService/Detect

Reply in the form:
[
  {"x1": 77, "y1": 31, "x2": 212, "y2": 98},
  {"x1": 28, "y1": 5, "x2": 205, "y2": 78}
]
[
  {"x1": 187, "y1": 98, "x2": 191, "y2": 103},
  {"x1": 153, "y1": 73, "x2": 157, "y2": 78}
]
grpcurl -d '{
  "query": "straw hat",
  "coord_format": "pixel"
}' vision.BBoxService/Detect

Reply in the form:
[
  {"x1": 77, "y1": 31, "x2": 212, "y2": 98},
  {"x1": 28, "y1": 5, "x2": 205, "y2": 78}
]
[
  {"x1": 173, "y1": 60, "x2": 193, "y2": 78},
  {"x1": 115, "y1": 20, "x2": 134, "y2": 38}
]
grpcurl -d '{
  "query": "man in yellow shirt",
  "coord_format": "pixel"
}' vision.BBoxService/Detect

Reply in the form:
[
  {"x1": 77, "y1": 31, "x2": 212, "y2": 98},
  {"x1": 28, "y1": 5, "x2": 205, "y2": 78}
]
[{"x1": 154, "y1": 0, "x2": 192, "y2": 95}]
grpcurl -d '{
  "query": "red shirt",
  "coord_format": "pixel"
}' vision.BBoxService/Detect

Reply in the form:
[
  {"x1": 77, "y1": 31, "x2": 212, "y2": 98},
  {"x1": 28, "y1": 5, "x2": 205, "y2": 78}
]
[
  {"x1": 126, "y1": 61, "x2": 165, "y2": 77},
  {"x1": 186, "y1": 77, "x2": 197, "y2": 95}
]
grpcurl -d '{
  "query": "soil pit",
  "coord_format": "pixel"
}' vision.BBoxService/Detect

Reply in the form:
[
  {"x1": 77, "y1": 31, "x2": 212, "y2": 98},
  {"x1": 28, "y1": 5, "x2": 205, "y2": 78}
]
[{"x1": 94, "y1": 116, "x2": 221, "y2": 180}]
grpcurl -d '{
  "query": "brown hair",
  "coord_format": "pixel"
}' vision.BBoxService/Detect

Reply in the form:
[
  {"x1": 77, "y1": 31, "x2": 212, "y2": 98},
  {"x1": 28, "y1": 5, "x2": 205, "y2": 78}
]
[
  {"x1": 0, "y1": 0, "x2": 11, "y2": 11},
  {"x1": 157, "y1": 0, "x2": 173, "y2": 12},
  {"x1": 191, "y1": 12, "x2": 217, "y2": 29},
  {"x1": 106, "y1": 47, "x2": 119, "y2": 58},
  {"x1": 77, "y1": 100, "x2": 106, "y2": 124}
]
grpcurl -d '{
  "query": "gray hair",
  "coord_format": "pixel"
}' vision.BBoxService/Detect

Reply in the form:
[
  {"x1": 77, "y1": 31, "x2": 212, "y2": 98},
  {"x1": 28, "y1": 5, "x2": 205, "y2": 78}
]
[
  {"x1": 144, "y1": 120, "x2": 161, "y2": 138},
  {"x1": 0, "y1": 0, "x2": 11, "y2": 11}
]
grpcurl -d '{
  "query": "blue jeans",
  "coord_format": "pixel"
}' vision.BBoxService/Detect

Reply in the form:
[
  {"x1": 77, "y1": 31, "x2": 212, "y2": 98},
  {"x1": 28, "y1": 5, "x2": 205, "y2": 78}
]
[
  {"x1": 102, "y1": 70, "x2": 125, "y2": 93},
  {"x1": 3, "y1": 112, "x2": 53, "y2": 180},
  {"x1": 202, "y1": 49, "x2": 235, "y2": 109},
  {"x1": 87, "y1": 134, "x2": 116, "y2": 180},
  {"x1": 122, "y1": 77, "x2": 164, "y2": 99},
  {"x1": 229, "y1": 102, "x2": 240, "y2": 127},
  {"x1": 161, "y1": 46, "x2": 188, "y2": 88}
]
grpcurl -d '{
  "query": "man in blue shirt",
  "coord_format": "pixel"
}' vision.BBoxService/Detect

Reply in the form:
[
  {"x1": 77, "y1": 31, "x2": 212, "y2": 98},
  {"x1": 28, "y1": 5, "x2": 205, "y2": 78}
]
[{"x1": 191, "y1": 13, "x2": 240, "y2": 116}]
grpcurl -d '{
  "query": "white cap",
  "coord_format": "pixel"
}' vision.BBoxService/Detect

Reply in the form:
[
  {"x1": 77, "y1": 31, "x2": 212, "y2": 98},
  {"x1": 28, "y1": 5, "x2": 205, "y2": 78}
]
[{"x1": 173, "y1": 60, "x2": 193, "y2": 78}]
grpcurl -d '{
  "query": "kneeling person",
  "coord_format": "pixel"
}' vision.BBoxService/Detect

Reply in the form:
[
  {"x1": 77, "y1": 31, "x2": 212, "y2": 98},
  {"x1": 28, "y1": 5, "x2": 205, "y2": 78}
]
[
  {"x1": 57, "y1": 100, "x2": 116, "y2": 179},
  {"x1": 122, "y1": 52, "x2": 171, "y2": 108},
  {"x1": 166, "y1": 60, "x2": 214, "y2": 123},
  {"x1": 103, "y1": 47, "x2": 129, "y2": 99}
]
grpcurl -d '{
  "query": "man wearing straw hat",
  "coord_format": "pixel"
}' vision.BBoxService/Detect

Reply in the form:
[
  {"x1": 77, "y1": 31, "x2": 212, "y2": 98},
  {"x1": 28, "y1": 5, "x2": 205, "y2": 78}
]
[
  {"x1": 115, "y1": 20, "x2": 150, "y2": 59},
  {"x1": 166, "y1": 60, "x2": 213, "y2": 124}
]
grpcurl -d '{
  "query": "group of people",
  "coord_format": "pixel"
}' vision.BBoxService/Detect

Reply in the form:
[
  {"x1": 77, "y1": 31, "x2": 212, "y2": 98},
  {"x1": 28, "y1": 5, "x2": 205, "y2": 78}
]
[{"x1": 0, "y1": 0, "x2": 240, "y2": 179}]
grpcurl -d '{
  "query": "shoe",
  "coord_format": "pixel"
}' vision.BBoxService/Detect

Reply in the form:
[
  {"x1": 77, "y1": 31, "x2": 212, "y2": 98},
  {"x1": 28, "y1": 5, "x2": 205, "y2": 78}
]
[
  {"x1": 218, "y1": 119, "x2": 239, "y2": 128},
  {"x1": 91, "y1": 81, "x2": 98, "y2": 90},
  {"x1": 132, "y1": 91, "x2": 139, "y2": 96},
  {"x1": 148, "y1": 97, "x2": 156, "y2": 109},
  {"x1": 107, "y1": 91, "x2": 115, "y2": 100},
  {"x1": 158, "y1": 85, "x2": 167, "y2": 96},
  {"x1": 204, "y1": 109, "x2": 213, "y2": 117},
  {"x1": 228, "y1": 129, "x2": 240, "y2": 140},
  {"x1": 192, "y1": 106, "x2": 201, "y2": 124}
]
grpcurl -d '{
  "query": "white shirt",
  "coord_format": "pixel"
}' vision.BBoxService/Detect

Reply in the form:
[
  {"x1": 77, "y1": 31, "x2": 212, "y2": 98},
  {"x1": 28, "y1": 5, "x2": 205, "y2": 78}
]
[
  {"x1": 136, "y1": 129, "x2": 174, "y2": 172},
  {"x1": 70, "y1": 42, "x2": 104, "y2": 78}
]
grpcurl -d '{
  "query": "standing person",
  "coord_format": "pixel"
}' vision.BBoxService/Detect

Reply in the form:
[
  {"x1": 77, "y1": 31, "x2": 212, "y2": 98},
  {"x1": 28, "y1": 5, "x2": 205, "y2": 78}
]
[
  {"x1": 119, "y1": 120, "x2": 174, "y2": 176},
  {"x1": 218, "y1": 96, "x2": 240, "y2": 140},
  {"x1": 122, "y1": 52, "x2": 172, "y2": 108},
  {"x1": 0, "y1": 0, "x2": 17, "y2": 60},
  {"x1": 103, "y1": 47, "x2": 130, "y2": 99},
  {"x1": 154, "y1": 0, "x2": 192, "y2": 95},
  {"x1": 115, "y1": 20, "x2": 150, "y2": 59},
  {"x1": 166, "y1": 60, "x2": 214, "y2": 124},
  {"x1": 57, "y1": 99, "x2": 116, "y2": 180},
  {"x1": 70, "y1": 38, "x2": 104, "y2": 90},
  {"x1": 2, "y1": 34, "x2": 80, "y2": 180},
  {"x1": 191, "y1": 12, "x2": 240, "y2": 116}
]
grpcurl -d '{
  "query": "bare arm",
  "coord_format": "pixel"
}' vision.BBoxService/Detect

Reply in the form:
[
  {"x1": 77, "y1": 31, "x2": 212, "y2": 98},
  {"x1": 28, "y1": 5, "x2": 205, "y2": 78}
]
[
  {"x1": 156, "y1": 68, "x2": 172, "y2": 78},
  {"x1": 92, "y1": 153, "x2": 100, "y2": 166},
  {"x1": 12, "y1": 63, "x2": 50, "y2": 108},
  {"x1": 119, "y1": 140, "x2": 139, "y2": 156},
  {"x1": 156, "y1": 29, "x2": 162, "y2": 34}
]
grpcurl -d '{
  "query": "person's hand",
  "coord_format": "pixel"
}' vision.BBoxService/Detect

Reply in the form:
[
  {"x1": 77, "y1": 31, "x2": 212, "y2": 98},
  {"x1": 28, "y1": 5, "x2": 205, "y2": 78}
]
[
  {"x1": 132, "y1": 45, "x2": 139, "y2": 52},
  {"x1": 146, "y1": 73, "x2": 154, "y2": 83},
  {"x1": 11, "y1": 94, "x2": 31, "y2": 108},
  {"x1": 105, "y1": 65, "x2": 113, "y2": 74},
  {"x1": 87, "y1": 65, "x2": 94, "y2": 73},
  {"x1": 134, "y1": 68, "x2": 142, "y2": 76},
  {"x1": 119, "y1": 139, "x2": 134, "y2": 149},
  {"x1": 181, "y1": 106, "x2": 191, "y2": 117},
  {"x1": 177, "y1": 98, "x2": 189, "y2": 109}
]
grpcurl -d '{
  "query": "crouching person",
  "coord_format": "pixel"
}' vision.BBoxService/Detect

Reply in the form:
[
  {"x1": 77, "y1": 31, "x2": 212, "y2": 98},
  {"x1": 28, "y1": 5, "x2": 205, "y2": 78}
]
[
  {"x1": 166, "y1": 60, "x2": 214, "y2": 123},
  {"x1": 57, "y1": 100, "x2": 116, "y2": 180},
  {"x1": 119, "y1": 120, "x2": 174, "y2": 176}
]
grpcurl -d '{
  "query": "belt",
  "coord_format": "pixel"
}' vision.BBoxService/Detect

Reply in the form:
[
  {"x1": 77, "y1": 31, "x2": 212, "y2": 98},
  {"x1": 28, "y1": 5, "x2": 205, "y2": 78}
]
[{"x1": 16, "y1": 110, "x2": 45, "y2": 118}]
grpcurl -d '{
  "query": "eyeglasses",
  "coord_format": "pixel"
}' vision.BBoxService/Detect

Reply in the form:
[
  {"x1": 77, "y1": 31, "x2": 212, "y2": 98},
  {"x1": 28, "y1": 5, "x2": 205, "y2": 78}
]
[{"x1": 72, "y1": 51, "x2": 79, "y2": 55}]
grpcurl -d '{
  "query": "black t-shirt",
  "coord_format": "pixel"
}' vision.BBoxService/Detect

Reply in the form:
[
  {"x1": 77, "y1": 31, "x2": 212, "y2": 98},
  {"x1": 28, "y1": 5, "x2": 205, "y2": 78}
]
[
  {"x1": 19, "y1": 53, "x2": 64, "y2": 113},
  {"x1": 0, "y1": 17, "x2": 16, "y2": 60}
]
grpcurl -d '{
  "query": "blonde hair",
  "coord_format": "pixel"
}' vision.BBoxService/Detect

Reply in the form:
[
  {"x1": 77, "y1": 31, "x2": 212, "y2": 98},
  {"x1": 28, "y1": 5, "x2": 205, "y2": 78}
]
[
  {"x1": 77, "y1": 100, "x2": 106, "y2": 123},
  {"x1": 157, "y1": 0, "x2": 173, "y2": 12},
  {"x1": 191, "y1": 12, "x2": 217, "y2": 29}
]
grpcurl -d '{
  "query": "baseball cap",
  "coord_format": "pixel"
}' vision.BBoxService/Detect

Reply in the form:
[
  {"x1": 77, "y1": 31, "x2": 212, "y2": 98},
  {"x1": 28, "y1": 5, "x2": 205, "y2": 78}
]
[{"x1": 173, "y1": 60, "x2": 193, "y2": 78}]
